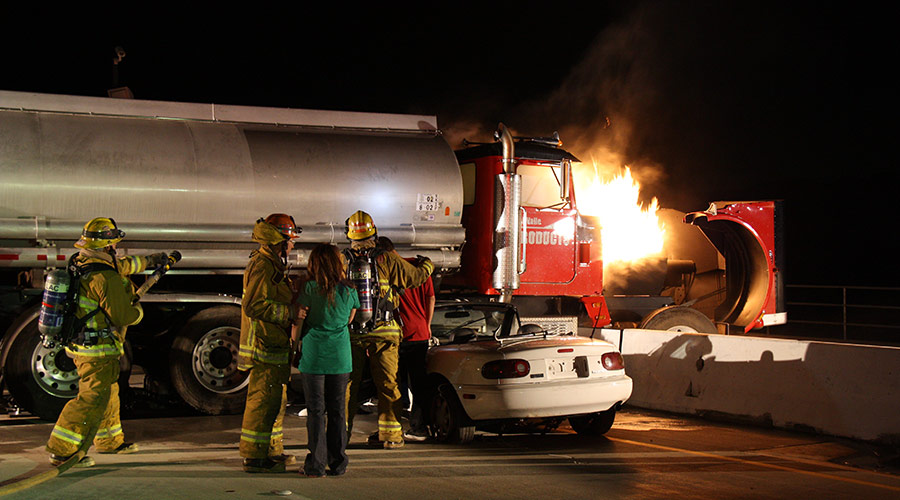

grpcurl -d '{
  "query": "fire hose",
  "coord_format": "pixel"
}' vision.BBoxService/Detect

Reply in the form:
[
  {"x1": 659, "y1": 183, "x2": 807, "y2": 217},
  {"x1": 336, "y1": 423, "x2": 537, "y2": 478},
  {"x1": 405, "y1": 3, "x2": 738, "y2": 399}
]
[
  {"x1": 0, "y1": 451, "x2": 85, "y2": 497},
  {"x1": 0, "y1": 252, "x2": 180, "y2": 496},
  {"x1": 133, "y1": 251, "x2": 181, "y2": 304}
]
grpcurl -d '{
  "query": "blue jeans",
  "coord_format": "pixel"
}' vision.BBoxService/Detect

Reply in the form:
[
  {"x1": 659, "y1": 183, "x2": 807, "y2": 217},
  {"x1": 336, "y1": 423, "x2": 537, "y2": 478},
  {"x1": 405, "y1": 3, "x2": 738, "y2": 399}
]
[{"x1": 302, "y1": 372, "x2": 349, "y2": 475}]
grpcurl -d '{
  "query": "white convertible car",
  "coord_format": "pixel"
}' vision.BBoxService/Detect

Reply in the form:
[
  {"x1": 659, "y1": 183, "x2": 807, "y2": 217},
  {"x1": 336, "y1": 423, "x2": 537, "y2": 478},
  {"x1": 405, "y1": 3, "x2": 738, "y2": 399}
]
[{"x1": 426, "y1": 302, "x2": 633, "y2": 443}]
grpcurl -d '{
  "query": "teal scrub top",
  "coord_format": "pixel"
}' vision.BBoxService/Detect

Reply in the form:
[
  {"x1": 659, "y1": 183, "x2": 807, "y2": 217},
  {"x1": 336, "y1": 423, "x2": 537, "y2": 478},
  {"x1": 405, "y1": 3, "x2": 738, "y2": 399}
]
[{"x1": 298, "y1": 281, "x2": 359, "y2": 374}]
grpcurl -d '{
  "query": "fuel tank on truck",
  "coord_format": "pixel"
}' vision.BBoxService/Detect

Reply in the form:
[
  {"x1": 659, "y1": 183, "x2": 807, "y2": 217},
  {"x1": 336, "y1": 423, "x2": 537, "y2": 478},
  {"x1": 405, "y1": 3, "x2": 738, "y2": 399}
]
[{"x1": 0, "y1": 91, "x2": 465, "y2": 270}]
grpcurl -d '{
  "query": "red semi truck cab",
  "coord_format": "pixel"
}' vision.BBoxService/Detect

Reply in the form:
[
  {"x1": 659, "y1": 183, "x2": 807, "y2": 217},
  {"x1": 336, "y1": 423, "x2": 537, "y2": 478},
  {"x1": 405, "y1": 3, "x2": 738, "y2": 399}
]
[
  {"x1": 445, "y1": 134, "x2": 786, "y2": 334},
  {"x1": 454, "y1": 142, "x2": 603, "y2": 295}
]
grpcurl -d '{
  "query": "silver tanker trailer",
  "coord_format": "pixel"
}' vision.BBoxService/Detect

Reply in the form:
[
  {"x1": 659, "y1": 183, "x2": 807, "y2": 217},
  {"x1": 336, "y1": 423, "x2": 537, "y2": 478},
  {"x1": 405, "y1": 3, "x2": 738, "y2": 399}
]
[
  {"x1": 0, "y1": 90, "x2": 465, "y2": 419},
  {"x1": 0, "y1": 90, "x2": 786, "y2": 420}
]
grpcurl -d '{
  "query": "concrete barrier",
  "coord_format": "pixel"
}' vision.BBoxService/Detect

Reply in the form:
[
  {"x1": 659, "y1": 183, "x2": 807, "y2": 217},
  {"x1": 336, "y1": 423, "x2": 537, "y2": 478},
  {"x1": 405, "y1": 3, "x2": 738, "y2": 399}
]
[{"x1": 583, "y1": 328, "x2": 900, "y2": 443}]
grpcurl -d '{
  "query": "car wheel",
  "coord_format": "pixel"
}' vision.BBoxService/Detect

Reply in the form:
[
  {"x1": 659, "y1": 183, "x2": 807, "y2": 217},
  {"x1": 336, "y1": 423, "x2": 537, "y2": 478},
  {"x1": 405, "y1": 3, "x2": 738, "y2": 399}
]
[
  {"x1": 169, "y1": 306, "x2": 248, "y2": 415},
  {"x1": 640, "y1": 306, "x2": 717, "y2": 333},
  {"x1": 569, "y1": 408, "x2": 616, "y2": 436},
  {"x1": 429, "y1": 383, "x2": 474, "y2": 444}
]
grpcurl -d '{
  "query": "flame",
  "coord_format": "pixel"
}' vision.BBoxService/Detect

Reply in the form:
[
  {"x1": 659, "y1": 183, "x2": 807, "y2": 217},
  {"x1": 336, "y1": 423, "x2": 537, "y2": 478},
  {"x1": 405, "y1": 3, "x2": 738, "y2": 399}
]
[{"x1": 574, "y1": 163, "x2": 665, "y2": 263}]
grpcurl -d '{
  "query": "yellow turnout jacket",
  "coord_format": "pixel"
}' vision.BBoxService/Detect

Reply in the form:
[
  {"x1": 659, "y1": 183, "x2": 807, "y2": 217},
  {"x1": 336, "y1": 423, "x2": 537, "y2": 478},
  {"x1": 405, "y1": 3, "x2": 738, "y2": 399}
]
[
  {"x1": 238, "y1": 221, "x2": 295, "y2": 369},
  {"x1": 65, "y1": 249, "x2": 147, "y2": 358}
]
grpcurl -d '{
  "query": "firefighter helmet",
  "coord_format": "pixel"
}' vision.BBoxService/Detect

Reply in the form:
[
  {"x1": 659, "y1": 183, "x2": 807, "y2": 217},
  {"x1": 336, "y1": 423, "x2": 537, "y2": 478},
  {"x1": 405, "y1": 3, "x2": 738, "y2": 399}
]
[
  {"x1": 74, "y1": 217, "x2": 125, "y2": 249},
  {"x1": 346, "y1": 210, "x2": 377, "y2": 240},
  {"x1": 264, "y1": 213, "x2": 301, "y2": 240}
]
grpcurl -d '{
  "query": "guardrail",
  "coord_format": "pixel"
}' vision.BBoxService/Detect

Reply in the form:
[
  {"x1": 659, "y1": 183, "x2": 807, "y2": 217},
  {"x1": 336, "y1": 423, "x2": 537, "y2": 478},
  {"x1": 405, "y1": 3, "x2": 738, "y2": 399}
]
[{"x1": 779, "y1": 284, "x2": 900, "y2": 344}]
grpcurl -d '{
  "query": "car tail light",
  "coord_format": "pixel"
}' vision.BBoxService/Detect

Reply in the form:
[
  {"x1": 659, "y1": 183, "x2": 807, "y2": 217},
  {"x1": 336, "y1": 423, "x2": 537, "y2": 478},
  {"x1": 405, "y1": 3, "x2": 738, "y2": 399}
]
[
  {"x1": 601, "y1": 352, "x2": 625, "y2": 370},
  {"x1": 482, "y1": 359, "x2": 530, "y2": 379}
]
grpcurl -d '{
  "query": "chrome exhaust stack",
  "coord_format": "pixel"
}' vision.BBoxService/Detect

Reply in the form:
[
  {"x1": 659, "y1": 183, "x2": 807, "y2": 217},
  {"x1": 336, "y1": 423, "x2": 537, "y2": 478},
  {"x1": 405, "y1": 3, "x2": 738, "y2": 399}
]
[{"x1": 492, "y1": 124, "x2": 522, "y2": 303}]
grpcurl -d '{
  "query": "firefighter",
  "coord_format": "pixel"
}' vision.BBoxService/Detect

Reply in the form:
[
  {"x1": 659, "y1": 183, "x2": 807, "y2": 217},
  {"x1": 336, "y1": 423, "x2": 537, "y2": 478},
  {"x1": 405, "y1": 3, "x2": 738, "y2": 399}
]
[
  {"x1": 46, "y1": 217, "x2": 169, "y2": 467},
  {"x1": 344, "y1": 210, "x2": 433, "y2": 449},
  {"x1": 238, "y1": 214, "x2": 305, "y2": 473}
]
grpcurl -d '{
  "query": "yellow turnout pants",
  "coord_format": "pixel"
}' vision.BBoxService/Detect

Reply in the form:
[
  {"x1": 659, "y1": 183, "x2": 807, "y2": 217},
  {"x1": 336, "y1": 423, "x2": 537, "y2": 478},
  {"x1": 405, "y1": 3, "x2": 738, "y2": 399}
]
[
  {"x1": 46, "y1": 352, "x2": 125, "y2": 456},
  {"x1": 346, "y1": 336, "x2": 403, "y2": 442},
  {"x1": 239, "y1": 363, "x2": 289, "y2": 459}
]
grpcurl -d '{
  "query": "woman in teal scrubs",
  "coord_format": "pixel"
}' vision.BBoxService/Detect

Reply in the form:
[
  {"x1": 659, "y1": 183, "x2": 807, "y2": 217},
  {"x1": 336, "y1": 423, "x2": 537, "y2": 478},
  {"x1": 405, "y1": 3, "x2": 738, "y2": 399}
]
[{"x1": 298, "y1": 244, "x2": 359, "y2": 477}]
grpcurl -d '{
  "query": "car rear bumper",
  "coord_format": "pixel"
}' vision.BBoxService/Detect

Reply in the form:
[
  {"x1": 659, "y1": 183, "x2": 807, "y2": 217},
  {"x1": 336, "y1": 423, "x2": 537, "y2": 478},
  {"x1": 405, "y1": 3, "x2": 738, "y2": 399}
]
[{"x1": 455, "y1": 375, "x2": 633, "y2": 421}]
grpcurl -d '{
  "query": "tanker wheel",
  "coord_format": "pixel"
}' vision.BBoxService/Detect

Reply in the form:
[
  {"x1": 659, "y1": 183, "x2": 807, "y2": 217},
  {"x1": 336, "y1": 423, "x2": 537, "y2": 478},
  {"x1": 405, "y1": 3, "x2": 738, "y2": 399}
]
[
  {"x1": 1, "y1": 314, "x2": 133, "y2": 421},
  {"x1": 169, "y1": 306, "x2": 248, "y2": 415},
  {"x1": 640, "y1": 306, "x2": 717, "y2": 334},
  {"x1": 569, "y1": 408, "x2": 617, "y2": 436},
  {"x1": 429, "y1": 383, "x2": 475, "y2": 444}
]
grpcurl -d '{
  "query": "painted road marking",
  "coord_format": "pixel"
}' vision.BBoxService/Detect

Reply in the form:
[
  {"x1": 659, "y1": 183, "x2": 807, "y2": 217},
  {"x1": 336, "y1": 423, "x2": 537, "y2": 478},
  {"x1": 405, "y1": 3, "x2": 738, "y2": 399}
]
[{"x1": 607, "y1": 436, "x2": 900, "y2": 493}]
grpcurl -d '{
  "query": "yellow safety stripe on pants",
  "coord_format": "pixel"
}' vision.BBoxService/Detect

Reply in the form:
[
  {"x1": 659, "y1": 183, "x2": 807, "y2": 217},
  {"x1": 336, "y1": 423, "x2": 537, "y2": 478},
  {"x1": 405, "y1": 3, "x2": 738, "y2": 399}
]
[
  {"x1": 95, "y1": 424, "x2": 123, "y2": 439},
  {"x1": 378, "y1": 418, "x2": 402, "y2": 432},
  {"x1": 65, "y1": 341, "x2": 123, "y2": 358},
  {"x1": 241, "y1": 428, "x2": 272, "y2": 444},
  {"x1": 51, "y1": 425, "x2": 84, "y2": 447},
  {"x1": 271, "y1": 426, "x2": 283, "y2": 440}
]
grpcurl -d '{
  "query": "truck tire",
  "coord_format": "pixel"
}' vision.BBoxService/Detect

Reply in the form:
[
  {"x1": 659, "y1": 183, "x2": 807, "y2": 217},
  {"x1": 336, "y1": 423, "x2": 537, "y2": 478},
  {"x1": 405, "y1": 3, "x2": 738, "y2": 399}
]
[
  {"x1": 640, "y1": 306, "x2": 717, "y2": 334},
  {"x1": 169, "y1": 306, "x2": 248, "y2": 415},
  {"x1": 1, "y1": 311, "x2": 133, "y2": 421},
  {"x1": 569, "y1": 408, "x2": 616, "y2": 436},
  {"x1": 429, "y1": 383, "x2": 475, "y2": 444}
]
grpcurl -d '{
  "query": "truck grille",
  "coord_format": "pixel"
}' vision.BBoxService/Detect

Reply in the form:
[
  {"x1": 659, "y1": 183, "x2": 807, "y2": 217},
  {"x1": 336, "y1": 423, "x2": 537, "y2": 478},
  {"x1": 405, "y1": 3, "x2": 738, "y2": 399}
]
[{"x1": 519, "y1": 316, "x2": 578, "y2": 336}]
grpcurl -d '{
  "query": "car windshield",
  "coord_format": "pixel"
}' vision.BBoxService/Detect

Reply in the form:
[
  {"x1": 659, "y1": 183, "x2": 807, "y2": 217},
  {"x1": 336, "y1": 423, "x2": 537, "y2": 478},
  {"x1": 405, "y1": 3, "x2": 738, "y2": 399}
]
[{"x1": 431, "y1": 304, "x2": 519, "y2": 342}]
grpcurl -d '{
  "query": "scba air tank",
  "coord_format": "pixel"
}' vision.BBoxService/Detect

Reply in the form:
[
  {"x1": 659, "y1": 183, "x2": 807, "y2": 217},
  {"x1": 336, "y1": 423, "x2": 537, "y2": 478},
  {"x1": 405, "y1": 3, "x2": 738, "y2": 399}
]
[
  {"x1": 38, "y1": 269, "x2": 71, "y2": 337},
  {"x1": 348, "y1": 255, "x2": 375, "y2": 327}
]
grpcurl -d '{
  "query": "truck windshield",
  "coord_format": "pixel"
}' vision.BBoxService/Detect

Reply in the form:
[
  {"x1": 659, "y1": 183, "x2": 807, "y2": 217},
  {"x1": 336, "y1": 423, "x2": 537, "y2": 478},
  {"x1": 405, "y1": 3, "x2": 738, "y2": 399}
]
[{"x1": 519, "y1": 164, "x2": 564, "y2": 208}]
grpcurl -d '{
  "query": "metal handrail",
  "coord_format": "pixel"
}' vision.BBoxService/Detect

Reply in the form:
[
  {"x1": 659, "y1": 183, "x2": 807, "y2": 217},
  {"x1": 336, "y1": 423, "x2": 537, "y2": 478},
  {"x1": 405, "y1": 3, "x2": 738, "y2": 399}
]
[{"x1": 785, "y1": 284, "x2": 900, "y2": 341}]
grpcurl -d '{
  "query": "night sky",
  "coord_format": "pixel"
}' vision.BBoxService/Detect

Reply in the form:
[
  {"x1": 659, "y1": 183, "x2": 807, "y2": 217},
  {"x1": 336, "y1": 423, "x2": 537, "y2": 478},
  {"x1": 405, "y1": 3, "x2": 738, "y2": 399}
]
[{"x1": 1, "y1": 3, "x2": 897, "y2": 286}]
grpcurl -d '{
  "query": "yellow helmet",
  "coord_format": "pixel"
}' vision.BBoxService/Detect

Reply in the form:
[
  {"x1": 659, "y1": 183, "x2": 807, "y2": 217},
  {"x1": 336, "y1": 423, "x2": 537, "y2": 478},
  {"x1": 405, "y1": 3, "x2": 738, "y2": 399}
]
[
  {"x1": 75, "y1": 217, "x2": 125, "y2": 249},
  {"x1": 346, "y1": 210, "x2": 376, "y2": 240}
]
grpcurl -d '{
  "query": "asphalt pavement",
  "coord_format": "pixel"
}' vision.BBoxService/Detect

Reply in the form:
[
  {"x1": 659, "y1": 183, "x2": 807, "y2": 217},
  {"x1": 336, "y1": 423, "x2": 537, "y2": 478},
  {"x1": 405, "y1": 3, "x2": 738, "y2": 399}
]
[{"x1": 2, "y1": 406, "x2": 899, "y2": 500}]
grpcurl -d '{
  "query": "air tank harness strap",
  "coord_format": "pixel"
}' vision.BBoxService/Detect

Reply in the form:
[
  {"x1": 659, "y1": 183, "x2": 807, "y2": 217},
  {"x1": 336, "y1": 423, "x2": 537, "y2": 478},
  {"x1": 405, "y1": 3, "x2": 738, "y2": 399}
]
[
  {"x1": 70, "y1": 260, "x2": 115, "y2": 339},
  {"x1": 72, "y1": 327, "x2": 114, "y2": 347}
]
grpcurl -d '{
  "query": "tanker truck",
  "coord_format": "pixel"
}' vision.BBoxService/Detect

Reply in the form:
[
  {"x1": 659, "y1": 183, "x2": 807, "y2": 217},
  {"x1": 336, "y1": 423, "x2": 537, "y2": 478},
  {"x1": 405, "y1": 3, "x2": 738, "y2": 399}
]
[{"x1": 0, "y1": 90, "x2": 785, "y2": 420}]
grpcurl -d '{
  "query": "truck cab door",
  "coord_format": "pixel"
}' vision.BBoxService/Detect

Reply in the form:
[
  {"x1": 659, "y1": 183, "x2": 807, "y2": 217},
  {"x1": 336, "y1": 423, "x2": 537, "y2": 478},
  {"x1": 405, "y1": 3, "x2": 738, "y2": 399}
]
[{"x1": 516, "y1": 164, "x2": 578, "y2": 285}]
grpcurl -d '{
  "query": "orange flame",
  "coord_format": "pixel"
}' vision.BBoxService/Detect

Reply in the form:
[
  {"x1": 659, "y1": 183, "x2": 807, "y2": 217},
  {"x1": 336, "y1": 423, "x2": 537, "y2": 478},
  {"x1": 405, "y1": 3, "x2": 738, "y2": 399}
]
[{"x1": 574, "y1": 163, "x2": 665, "y2": 263}]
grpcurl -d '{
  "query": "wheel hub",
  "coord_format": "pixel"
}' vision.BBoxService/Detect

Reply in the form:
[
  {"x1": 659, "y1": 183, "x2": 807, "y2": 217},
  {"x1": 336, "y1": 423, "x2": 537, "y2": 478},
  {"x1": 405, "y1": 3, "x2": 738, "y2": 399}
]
[
  {"x1": 31, "y1": 342, "x2": 79, "y2": 398},
  {"x1": 208, "y1": 346, "x2": 233, "y2": 369},
  {"x1": 191, "y1": 326, "x2": 248, "y2": 394}
]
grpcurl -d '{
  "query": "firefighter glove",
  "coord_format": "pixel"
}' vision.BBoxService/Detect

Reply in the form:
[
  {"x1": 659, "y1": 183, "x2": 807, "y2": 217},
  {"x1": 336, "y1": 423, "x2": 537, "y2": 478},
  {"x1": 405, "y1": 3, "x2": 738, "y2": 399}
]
[{"x1": 146, "y1": 252, "x2": 170, "y2": 269}]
